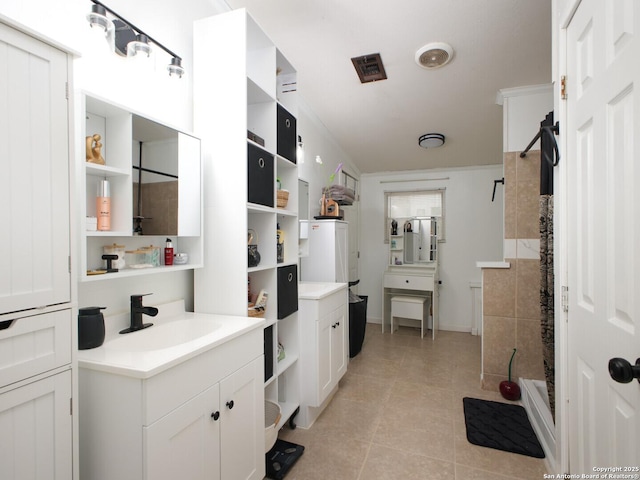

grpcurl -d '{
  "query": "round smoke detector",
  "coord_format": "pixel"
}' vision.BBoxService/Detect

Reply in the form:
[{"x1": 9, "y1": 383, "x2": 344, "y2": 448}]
[{"x1": 415, "y1": 42, "x2": 454, "y2": 69}]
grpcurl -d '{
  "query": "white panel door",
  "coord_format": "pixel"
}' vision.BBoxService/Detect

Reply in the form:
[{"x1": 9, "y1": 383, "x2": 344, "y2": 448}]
[
  {"x1": 0, "y1": 371, "x2": 72, "y2": 480},
  {"x1": 566, "y1": 0, "x2": 640, "y2": 471},
  {"x1": 0, "y1": 22, "x2": 70, "y2": 315}
]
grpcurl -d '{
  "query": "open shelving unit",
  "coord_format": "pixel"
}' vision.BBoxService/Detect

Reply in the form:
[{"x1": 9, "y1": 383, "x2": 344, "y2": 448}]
[
  {"x1": 194, "y1": 9, "x2": 301, "y2": 431},
  {"x1": 77, "y1": 94, "x2": 203, "y2": 282}
]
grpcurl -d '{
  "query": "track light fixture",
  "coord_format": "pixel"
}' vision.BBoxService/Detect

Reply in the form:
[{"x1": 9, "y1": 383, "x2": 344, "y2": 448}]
[{"x1": 86, "y1": 0, "x2": 184, "y2": 78}]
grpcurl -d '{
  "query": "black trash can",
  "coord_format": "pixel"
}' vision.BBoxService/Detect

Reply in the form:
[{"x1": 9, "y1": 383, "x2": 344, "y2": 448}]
[{"x1": 348, "y1": 280, "x2": 367, "y2": 358}]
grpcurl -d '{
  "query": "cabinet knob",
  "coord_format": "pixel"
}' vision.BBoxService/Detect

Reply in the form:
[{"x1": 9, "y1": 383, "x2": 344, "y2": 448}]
[
  {"x1": 288, "y1": 273, "x2": 293, "y2": 282},
  {"x1": 226, "y1": 400, "x2": 235, "y2": 409},
  {"x1": 258, "y1": 157, "x2": 265, "y2": 168},
  {"x1": 332, "y1": 322, "x2": 340, "y2": 329},
  {"x1": 211, "y1": 411, "x2": 220, "y2": 421},
  {"x1": 285, "y1": 119, "x2": 291, "y2": 128},
  {"x1": 405, "y1": 279, "x2": 409, "y2": 283}
]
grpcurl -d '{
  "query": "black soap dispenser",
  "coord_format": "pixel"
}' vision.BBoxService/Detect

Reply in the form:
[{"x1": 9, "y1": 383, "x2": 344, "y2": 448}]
[{"x1": 78, "y1": 306, "x2": 106, "y2": 350}]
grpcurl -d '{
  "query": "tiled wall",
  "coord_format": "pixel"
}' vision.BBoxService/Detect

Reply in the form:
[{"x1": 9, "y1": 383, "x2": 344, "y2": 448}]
[
  {"x1": 133, "y1": 181, "x2": 179, "y2": 236},
  {"x1": 481, "y1": 151, "x2": 545, "y2": 391}
]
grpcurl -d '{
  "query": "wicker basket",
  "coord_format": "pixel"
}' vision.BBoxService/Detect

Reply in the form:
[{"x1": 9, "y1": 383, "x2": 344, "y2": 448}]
[
  {"x1": 247, "y1": 303, "x2": 265, "y2": 318},
  {"x1": 277, "y1": 189, "x2": 289, "y2": 208}
]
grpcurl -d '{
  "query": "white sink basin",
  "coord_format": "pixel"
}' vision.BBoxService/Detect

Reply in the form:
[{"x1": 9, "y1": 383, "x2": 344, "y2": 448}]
[
  {"x1": 106, "y1": 317, "x2": 222, "y2": 351},
  {"x1": 77, "y1": 301, "x2": 265, "y2": 378}
]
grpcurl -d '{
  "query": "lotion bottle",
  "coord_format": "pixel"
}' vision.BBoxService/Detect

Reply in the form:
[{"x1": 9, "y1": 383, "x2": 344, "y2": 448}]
[
  {"x1": 96, "y1": 180, "x2": 111, "y2": 231},
  {"x1": 164, "y1": 238, "x2": 174, "y2": 265}
]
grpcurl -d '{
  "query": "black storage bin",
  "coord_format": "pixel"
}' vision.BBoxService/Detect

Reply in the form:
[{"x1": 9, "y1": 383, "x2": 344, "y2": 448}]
[
  {"x1": 349, "y1": 295, "x2": 367, "y2": 358},
  {"x1": 264, "y1": 325, "x2": 274, "y2": 382},
  {"x1": 277, "y1": 265, "x2": 298, "y2": 319},
  {"x1": 248, "y1": 142, "x2": 274, "y2": 207},
  {"x1": 277, "y1": 104, "x2": 297, "y2": 164}
]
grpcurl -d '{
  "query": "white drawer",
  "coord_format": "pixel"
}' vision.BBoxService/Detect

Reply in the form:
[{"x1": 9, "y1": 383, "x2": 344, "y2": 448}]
[
  {"x1": 384, "y1": 273, "x2": 434, "y2": 291},
  {"x1": 0, "y1": 309, "x2": 72, "y2": 388}
]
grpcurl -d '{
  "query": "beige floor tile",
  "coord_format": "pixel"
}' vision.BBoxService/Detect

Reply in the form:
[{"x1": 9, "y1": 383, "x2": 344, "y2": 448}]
[
  {"x1": 374, "y1": 406, "x2": 455, "y2": 462},
  {"x1": 272, "y1": 329, "x2": 549, "y2": 480},
  {"x1": 310, "y1": 396, "x2": 384, "y2": 442},
  {"x1": 276, "y1": 432, "x2": 371, "y2": 480},
  {"x1": 336, "y1": 372, "x2": 395, "y2": 405},
  {"x1": 359, "y1": 444, "x2": 455, "y2": 480}
]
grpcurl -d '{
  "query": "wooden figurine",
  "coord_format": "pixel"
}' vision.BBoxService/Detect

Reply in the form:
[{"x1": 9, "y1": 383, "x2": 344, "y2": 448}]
[{"x1": 86, "y1": 134, "x2": 105, "y2": 165}]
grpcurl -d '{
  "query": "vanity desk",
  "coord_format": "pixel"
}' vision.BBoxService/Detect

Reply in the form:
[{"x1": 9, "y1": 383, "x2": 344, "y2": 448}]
[
  {"x1": 382, "y1": 265, "x2": 439, "y2": 339},
  {"x1": 383, "y1": 216, "x2": 440, "y2": 339}
]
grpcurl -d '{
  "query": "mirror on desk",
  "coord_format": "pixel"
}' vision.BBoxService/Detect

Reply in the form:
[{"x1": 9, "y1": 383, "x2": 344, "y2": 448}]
[
  {"x1": 403, "y1": 216, "x2": 438, "y2": 264},
  {"x1": 388, "y1": 216, "x2": 439, "y2": 265},
  {"x1": 132, "y1": 115, "x2": 201, "y2": 237}
]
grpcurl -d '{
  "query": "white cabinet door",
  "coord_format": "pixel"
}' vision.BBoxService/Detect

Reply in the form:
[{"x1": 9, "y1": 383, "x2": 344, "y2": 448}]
[
  {"x1": 145, "y1": 383, "x2": 220, "y2": 480},
  {"x1": 331, "y1": 304, "x2": 348, "y2": 383},
  {"x1": 0, "y1": 371, "x2": 72, "y2": 480},
  {"x1": 220, "y1": 357, "x2": 264, "y2": 480},
  {"x1": 0, "y1": 22, "x2": 70, "y2": 315},
  {"x1": 317, "y1": 313, "x2": 333, "y2": 403}
]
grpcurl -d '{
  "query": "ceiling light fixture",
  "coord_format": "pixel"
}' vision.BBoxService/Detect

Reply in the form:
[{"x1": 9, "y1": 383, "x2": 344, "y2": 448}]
[
  {"x1": 419, "y1": 133, "x2": 445, "y2": 149},
  {"x1": 86, "y1": 4, "x2": 113, "y2": 33},
  {"x1": 86, "y1": 0, "x2": 184, "y2": 78},
  {"x1": 415, "y1": 42, "x2": 454, "y2": 69},
  {"x1": 127, "y1": 33, "x2": 151, "y2": 58}
]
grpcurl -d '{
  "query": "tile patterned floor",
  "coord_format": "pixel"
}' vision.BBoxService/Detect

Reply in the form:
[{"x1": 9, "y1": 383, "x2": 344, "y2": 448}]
[{"x1": 277, "y1": 325, "x2": 549, "y2": 479}]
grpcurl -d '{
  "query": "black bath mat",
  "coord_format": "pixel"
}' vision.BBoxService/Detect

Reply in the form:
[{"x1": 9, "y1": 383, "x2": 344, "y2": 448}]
[
  {"x1": 265, "y1": 439, "x2": 305, "y2": 479},
  {"x1": 463, "y1": 397, "x2": 545, "y2": 458}
]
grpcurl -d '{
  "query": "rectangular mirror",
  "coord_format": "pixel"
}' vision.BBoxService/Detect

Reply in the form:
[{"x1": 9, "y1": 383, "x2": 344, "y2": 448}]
[
  {"x1": 132, "y1": 115, "x2": 201, "y2": 236},
  {"x1": 403, "y1": 216, "x2": 438, "y2": 264}
]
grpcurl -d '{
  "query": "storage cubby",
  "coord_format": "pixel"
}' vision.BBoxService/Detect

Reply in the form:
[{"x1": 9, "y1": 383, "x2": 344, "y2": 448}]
[
  {"x1": 78, "y1": 94, "x2": 203, "y2": 281},
  {"x1": 194, "y1": 9, "x2": 300, "y2": 431}
]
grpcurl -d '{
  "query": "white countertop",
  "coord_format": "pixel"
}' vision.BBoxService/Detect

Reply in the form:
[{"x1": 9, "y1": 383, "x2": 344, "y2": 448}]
[
  {"x1": 298, "y1": 281, "x2": 347, "y2": 300},
  {"x1": 78, "y1": 300, "x2": 265, "y2": 379},
  {"x1": 476, "y1": 261, "x2": 511, "y2": 269}
]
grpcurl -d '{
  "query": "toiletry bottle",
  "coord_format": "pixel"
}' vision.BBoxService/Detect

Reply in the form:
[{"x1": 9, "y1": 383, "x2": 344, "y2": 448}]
[
  {"x1": 96, "y1": 179, "x2": 111, "y2": 231},
  {"x1": 164, "y1": 238, "x2": 174, "y2": 265}
]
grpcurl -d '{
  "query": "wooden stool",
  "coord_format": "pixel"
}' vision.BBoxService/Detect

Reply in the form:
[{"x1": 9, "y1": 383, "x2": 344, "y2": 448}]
[{"x1": 391, "y1": 296, "x2": 428, "y2": 338}]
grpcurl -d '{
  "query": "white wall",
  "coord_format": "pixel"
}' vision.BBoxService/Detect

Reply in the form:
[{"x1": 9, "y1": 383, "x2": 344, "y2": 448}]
[
  {"x1": 360, "y1": 165, "x2": 504, "y2": 332},
  {"x1": 296, "y1": 97, "x2": 361, "y2": 217},
  {"x1": 0, "y1": 0, "x2": 231, "y2": 314}
]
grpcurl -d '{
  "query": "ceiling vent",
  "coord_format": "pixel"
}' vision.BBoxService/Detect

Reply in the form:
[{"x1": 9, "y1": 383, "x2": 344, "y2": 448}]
[
  {"x1": 415, "y1": 42, "x2": 454, "y2": 69},
  {"x1": 351, "y1": 53, "x2": 387, "y2": 83}
]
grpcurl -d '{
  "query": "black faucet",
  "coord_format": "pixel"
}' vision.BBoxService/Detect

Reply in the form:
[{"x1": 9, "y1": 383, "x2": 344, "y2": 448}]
[{"x1": 119, "y1": 294, "x2": 159, "y2": 334}]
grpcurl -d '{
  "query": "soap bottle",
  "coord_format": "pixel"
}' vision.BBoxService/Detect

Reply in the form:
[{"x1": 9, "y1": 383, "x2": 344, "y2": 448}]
[
  {"x1": 96, "y1": 179, "x2": 111, "y2": 231},
  {"x1": 164, "y1": 238, "x2": 174, "y2": 265}
]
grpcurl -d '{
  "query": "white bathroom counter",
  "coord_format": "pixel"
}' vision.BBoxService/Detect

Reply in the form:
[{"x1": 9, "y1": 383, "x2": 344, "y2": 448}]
[
  {"x1": 77, "y1": 300, "x2": 264, "y2": 379},
  {"x1": 298, "y1": 282, "x2": 348, "y2": 300}
]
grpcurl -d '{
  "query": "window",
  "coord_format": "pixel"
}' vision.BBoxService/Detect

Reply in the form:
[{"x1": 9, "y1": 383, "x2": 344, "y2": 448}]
[{"x1": 384, "y1": 189, "x2": 445, "y2": 242}]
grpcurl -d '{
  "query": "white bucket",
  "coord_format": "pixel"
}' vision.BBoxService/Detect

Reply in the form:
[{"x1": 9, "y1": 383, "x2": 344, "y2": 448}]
[{"x1": 264, "y1": 400, "x2": 281, "y2": 453}]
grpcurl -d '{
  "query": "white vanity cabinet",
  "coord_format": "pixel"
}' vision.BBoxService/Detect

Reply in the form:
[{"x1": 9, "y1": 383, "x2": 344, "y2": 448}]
[
  {"x1": 0, "y1": 308, "x2": 73, "y2": 480},
  {"x1": 298, "y1": 283, "x2": 348, "y2": 428},
  {"x1": 79, "y1": 327, "x2": 264, "y2": 480}
]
